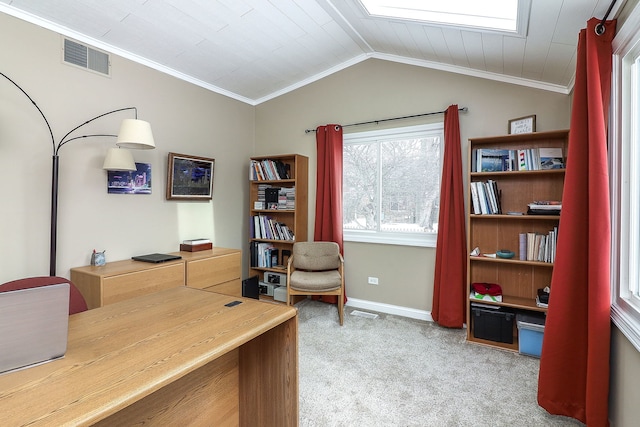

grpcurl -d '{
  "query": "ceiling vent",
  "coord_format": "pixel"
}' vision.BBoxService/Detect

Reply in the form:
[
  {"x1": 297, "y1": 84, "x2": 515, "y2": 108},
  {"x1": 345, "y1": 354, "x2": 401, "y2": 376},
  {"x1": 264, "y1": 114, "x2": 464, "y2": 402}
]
[{"x1": 62, "y1": 38, "x2": 110, "y2": 76}]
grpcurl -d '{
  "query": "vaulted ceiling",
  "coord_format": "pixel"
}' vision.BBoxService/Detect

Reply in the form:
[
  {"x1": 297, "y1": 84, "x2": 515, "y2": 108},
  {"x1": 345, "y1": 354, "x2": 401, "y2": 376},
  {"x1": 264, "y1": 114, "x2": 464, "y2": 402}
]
[{"x1": 0, "y1": 0, "x2": 623, "y2": 105}]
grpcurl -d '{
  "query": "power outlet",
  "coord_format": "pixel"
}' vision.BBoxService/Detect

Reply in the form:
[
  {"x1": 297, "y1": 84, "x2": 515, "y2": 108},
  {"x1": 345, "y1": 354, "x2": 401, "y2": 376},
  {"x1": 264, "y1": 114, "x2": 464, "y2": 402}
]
[{"x1": 367, "y1": 277, "x2": 379, "y2": 285}]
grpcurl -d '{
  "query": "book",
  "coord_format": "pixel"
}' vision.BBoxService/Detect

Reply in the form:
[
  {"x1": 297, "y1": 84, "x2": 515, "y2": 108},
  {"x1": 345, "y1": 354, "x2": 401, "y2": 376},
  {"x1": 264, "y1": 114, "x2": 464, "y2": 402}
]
[
  {"x1": 476, "y1": 182, "x2": 490, "y2": 214},
  {"x1": 518, "y1": 149, "x2": 527, "y2": 170},
  {"x1": 539, "y1": 147, "x2": 564, "y2": 169},
  {"x1": 519, "y1": 233, "x2": 527, "y2": 260},
  {"x1": 470, "y1": 182, "x2": 481, "y2": 214},
  {"x1": 477, "y1": 149, "x2": 510, "y2": 172}
]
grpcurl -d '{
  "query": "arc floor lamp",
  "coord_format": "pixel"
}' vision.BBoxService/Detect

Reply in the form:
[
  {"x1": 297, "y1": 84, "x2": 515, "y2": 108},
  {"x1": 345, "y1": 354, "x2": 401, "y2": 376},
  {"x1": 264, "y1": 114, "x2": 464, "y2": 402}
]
[{"x1": 1, "y1": 72, "x2": 155, "y2": 276}]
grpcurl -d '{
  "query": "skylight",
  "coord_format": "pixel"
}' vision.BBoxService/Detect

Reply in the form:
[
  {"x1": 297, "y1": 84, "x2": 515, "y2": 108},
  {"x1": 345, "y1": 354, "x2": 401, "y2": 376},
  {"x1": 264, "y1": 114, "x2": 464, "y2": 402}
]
[{"x1": 358, "y1": 0, "x2": 528, "y2": 35}]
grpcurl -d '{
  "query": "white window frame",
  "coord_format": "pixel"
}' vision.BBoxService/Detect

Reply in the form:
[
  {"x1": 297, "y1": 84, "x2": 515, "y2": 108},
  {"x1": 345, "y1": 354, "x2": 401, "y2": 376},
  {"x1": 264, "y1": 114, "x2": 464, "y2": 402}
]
[
  {"x1": 343, "y1": 123, "x2": 444, "y2": 248},
  {"x1": 611, "y1": 3, "x2": 640, "y2": 352}
]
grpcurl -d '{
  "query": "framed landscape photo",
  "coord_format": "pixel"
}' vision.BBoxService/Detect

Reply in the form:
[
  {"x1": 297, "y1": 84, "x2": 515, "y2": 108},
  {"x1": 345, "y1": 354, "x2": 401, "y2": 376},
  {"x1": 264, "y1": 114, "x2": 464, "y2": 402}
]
[
  {"x1": 508, "y1": 115, "x2": 536, "y2": 134},
  {"x1": 166, "y1": 152, "x2": 215, "y2": 200}
]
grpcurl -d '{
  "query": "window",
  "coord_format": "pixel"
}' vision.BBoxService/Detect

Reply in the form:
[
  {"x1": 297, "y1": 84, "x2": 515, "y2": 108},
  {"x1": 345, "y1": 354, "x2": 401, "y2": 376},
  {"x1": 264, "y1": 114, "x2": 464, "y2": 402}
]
[
  {"x1": 357, "y1": 0, "x2": 530, "y2": 36},
  {"x1": 611, "y1": 3, "x2": 640, "y2": 351},
  {"x1": 343, "y1": 123, "x2": 443, "y2": 247}
]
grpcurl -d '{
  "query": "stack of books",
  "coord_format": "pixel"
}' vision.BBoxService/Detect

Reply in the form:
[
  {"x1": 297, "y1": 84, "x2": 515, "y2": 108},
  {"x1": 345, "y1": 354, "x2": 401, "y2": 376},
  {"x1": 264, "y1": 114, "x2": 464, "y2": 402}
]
[
  {"x1": 180, "y1": 238, "x2": 212, "y2": 252},
  {"x1": 527, "y1": 200, "x2": 561, "y2": 215}
]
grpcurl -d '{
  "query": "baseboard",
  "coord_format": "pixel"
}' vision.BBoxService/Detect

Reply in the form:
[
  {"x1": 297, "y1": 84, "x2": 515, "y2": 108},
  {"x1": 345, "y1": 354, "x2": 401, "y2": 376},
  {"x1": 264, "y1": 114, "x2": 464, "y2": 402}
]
[{"x1": 345, "y1": 297, "x2": 433, "y2": 322}]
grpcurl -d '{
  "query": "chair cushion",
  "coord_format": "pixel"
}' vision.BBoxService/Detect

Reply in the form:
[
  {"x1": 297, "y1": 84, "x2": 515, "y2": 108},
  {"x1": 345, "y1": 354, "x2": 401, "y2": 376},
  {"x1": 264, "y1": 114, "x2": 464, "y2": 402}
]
[
  {"x1": 293, "y1": 241, "x2": 340, "y2": 271},
  {"x1": 290, "y1": 270, "x2": 342, "y2": 292}
]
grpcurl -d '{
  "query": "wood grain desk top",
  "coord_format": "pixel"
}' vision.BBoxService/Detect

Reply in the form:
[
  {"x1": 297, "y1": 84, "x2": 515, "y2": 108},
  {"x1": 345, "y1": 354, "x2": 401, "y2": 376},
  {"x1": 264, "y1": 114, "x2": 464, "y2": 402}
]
[{"x1": 0, "y1": 287, "x2": 297, "y2": 426}]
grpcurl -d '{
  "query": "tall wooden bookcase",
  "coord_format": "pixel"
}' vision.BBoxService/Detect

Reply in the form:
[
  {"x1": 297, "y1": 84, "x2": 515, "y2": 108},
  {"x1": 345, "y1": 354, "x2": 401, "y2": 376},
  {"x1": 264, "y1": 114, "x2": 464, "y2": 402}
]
[
  {"x1": 466, "y1": 130, "x2": 569, "y2": 351},
  {"x1": 249, "y1": 154, "x2": 308, "y2": 301}
]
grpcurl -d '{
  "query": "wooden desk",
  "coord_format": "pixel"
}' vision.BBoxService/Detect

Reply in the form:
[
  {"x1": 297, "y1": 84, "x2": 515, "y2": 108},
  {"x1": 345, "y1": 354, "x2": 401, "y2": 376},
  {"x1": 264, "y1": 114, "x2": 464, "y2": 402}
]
[{"x1": 0, "y1": 287, "x2": 298, "y2": 426}]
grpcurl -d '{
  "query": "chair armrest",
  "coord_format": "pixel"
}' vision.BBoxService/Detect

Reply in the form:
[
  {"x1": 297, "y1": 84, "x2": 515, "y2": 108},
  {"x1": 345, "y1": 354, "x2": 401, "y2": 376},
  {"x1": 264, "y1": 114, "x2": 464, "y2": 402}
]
[{"x1": 287, "y1": 254, "x2": 296, "y2": 275}]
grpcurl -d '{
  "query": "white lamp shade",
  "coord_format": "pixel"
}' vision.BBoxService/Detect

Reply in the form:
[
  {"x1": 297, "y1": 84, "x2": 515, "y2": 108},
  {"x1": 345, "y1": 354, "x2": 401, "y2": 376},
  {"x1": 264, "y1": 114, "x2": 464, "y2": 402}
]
[
  {"x1": 103, "y1": 147, "x2": 137, "y2": 171},
  {"x1": 116, "y1": 119, "x2": 155, "y2": 149}
]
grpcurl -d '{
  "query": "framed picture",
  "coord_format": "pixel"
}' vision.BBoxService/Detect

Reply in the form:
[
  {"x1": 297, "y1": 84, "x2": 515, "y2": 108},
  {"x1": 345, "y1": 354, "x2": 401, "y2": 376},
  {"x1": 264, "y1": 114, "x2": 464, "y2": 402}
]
[
  {"x1": 508, "y1": 115, "x2": 536, "y2": 134},
  {"x1": 166, "y1": 153, "x2": 215, "y2": 200},
  {"x1": 107, "y1": 163, "x2": 152, "y2": 194}
]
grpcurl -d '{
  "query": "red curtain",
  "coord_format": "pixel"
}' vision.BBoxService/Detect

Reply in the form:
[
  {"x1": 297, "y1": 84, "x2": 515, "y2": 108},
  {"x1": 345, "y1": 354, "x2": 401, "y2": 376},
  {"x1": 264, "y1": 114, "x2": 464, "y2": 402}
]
[
  {"x1": 431, "y1": 105, "x2": 466, "y2": 328},
  {"x1": 314, "y1": 124, "x2": 346, "y2": 304},
  {"x1": 537, "y1": 18, "x2": 615, "y2": 426}
]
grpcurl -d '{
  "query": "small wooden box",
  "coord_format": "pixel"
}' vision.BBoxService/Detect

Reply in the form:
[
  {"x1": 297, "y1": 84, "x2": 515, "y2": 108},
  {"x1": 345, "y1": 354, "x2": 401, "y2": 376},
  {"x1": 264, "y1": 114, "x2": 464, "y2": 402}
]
[{"x1": 180, "y1": 242, "x2": 213, "y2": 252}]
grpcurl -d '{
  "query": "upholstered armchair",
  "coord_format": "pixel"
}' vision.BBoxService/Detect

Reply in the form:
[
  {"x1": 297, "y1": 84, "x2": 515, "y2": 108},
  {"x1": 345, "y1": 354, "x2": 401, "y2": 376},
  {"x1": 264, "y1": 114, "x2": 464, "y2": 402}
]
[{"x1": 286, "y1": 241, "x2": 344, "y2": 325}]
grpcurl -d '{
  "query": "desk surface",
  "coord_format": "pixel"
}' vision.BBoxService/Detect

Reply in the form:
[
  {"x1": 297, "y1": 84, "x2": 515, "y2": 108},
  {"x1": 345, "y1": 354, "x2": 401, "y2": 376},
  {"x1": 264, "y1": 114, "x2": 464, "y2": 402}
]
[{"x1": 0, "y1": 287, "x2": 297, "y2": 426}]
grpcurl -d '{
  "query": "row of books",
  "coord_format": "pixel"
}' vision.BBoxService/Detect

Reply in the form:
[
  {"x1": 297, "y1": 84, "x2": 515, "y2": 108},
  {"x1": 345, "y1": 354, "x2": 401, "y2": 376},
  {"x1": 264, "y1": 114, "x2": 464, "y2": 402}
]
[
  {"x1": 474, "y1": 147, "x2": 564, "y2": 172},
  {"x1": 250, "y1": 242, "x2": 280, "y2": 268},
  {"x1": 470, "y1": 180, "x2": 501, "y2": 215},
  {"x1": 519, "y1": 228, "x2": 558, "y2": 263},
  {"x1": 251, "y1": 215, "x2": 295, "y2": 241},
  {"x1": 250, "y1": 159, "x2": 291, "y2": 181}
]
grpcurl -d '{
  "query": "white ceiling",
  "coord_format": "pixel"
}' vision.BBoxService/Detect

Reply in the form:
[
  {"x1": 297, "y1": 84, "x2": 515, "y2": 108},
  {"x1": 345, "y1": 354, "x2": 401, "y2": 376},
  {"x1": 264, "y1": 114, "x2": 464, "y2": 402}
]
[{"x1": 0, "y1": 0, "x2": 623, "y2": 105}]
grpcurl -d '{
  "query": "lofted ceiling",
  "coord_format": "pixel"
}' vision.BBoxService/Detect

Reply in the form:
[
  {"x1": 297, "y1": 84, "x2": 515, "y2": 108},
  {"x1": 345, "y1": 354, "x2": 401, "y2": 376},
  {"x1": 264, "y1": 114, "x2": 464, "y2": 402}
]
[{"x1": 0, "y1": 0, "x2": 624, "y2": 105}]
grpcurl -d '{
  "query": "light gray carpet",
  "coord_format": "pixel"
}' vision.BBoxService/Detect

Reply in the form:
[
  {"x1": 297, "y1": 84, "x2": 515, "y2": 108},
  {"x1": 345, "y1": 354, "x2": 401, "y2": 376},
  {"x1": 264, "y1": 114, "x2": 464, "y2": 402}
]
[{"x1": 297, "y1": 299, "x2": 584, "y2": 427}]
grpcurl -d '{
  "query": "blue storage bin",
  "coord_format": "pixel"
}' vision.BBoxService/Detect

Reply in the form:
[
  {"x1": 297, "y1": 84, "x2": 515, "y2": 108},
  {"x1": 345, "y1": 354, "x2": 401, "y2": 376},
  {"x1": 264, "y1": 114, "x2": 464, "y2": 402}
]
[{"x1": 517, "y1": 313, "x2": 545, "y2": 357}]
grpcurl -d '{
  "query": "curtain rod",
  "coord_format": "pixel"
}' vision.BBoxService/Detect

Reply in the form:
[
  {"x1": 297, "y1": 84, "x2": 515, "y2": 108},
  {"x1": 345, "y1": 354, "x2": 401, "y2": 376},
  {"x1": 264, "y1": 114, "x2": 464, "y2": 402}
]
[
  {"x1": 304, "y1": 107, "x2": 468, "y2": 133},
  {"x1": 595, "y1": 0, "x2": 617, "y2": 35}
]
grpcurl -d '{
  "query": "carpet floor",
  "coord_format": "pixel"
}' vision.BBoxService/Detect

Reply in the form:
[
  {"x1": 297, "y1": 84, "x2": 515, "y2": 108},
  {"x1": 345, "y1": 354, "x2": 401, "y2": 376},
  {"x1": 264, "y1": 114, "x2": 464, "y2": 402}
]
[{"x1": 297, "y1": 299, "x2": 584, "y2": 427}]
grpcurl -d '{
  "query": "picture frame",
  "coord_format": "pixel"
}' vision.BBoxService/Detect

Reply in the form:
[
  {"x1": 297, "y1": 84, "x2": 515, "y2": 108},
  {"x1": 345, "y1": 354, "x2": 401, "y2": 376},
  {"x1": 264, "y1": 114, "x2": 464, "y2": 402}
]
[
  {"x1": 166, "y1": 152, "x2": 215, "y2": 200},
  {"x1": 107, "y1": 163, "x2": 152, "y2": 195},
  {"x1": 508, "y1": 115, "x2": 536, "y2": 134}
]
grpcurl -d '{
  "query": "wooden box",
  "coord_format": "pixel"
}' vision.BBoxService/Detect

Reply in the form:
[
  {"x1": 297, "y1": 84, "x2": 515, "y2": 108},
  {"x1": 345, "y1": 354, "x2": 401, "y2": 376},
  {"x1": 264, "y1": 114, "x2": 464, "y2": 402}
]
[{"x1": 180, "y1": 242, "x2": 213, "y2": 252}]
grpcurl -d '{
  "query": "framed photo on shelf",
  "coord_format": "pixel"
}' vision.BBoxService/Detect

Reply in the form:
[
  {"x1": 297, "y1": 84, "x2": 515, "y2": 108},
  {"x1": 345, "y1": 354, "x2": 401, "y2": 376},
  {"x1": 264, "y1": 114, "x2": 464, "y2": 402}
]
[
  {"x1": 166, "y1": 152, "x2": 215, "y2": 200},
  {"x1": 508, "y1": 115, "x2": 536, "y2": 134}
]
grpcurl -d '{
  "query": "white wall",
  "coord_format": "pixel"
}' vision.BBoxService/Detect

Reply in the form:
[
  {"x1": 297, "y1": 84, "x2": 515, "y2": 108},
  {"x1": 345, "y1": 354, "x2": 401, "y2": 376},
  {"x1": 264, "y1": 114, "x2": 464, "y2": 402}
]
[{"x1": 0, "y1": 13, "x2": 254, "y2": 282}]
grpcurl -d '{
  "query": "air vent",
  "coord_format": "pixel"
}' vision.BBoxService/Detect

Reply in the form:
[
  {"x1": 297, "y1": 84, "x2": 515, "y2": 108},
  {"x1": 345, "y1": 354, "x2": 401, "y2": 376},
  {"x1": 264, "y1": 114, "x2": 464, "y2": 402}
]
[{"x1": 63, "y1": 38, "x2": 110, "y2": 76}]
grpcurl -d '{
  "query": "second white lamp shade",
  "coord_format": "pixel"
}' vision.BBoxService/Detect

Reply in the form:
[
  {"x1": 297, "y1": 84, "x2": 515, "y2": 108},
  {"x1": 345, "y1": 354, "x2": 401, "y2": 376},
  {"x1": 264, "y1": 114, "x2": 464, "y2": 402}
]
[{"x1": 103, "y1": 147, "x2": 136, "y2": 171}]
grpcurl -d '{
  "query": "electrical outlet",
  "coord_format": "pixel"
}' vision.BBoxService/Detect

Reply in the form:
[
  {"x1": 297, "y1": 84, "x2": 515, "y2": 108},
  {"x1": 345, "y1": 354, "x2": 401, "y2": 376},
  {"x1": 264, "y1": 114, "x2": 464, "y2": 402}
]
[{"x1": 368, "y1": 277, "x2": 379, "y2": 285}]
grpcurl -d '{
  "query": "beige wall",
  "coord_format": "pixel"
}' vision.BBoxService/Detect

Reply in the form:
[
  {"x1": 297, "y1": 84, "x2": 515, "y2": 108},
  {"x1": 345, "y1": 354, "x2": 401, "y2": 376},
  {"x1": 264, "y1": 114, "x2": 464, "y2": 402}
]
[
  {"x1": 256, "y1": 58, "x2": 571, "y2": 312},
  {"x1": 0, "y1": 13, "x2": 254, "y2": 282}
]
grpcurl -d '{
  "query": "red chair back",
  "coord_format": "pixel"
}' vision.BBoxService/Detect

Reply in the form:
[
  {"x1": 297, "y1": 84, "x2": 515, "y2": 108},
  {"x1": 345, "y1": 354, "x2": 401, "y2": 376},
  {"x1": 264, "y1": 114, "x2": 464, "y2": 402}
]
[{"x1": 0, "y1": 276, "x2": 88, "y2": 315}]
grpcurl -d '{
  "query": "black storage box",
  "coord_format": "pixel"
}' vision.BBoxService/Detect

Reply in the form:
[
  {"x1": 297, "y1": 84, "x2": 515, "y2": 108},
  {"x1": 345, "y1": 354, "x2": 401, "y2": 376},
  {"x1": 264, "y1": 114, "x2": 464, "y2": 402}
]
[{"x1": 471, "y1": 305, "x2": 515, "y2": 344}]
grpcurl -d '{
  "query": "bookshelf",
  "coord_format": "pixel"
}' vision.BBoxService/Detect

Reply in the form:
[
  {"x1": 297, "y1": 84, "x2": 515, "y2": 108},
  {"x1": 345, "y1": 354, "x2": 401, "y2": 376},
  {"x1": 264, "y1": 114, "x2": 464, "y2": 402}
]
[
  {"x1": 249, "y1": 154, "x2": 308, "y2": 302},
  {"x1": 466, "y1": 130, "x2": 569, "y2": 351}
]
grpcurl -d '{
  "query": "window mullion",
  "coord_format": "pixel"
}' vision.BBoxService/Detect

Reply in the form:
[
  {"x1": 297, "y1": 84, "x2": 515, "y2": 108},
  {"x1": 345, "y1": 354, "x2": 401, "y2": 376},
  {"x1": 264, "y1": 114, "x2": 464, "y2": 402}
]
[{"x1": 376, "y1": 140, "x2": 382, "y2": 232}]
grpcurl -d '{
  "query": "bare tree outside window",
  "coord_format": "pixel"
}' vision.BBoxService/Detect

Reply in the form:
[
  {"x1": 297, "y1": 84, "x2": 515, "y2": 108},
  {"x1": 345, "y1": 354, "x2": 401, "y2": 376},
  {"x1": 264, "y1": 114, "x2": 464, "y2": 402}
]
[{"x1": 343, "y1": 123, "x2": 443, "y2": 246}]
